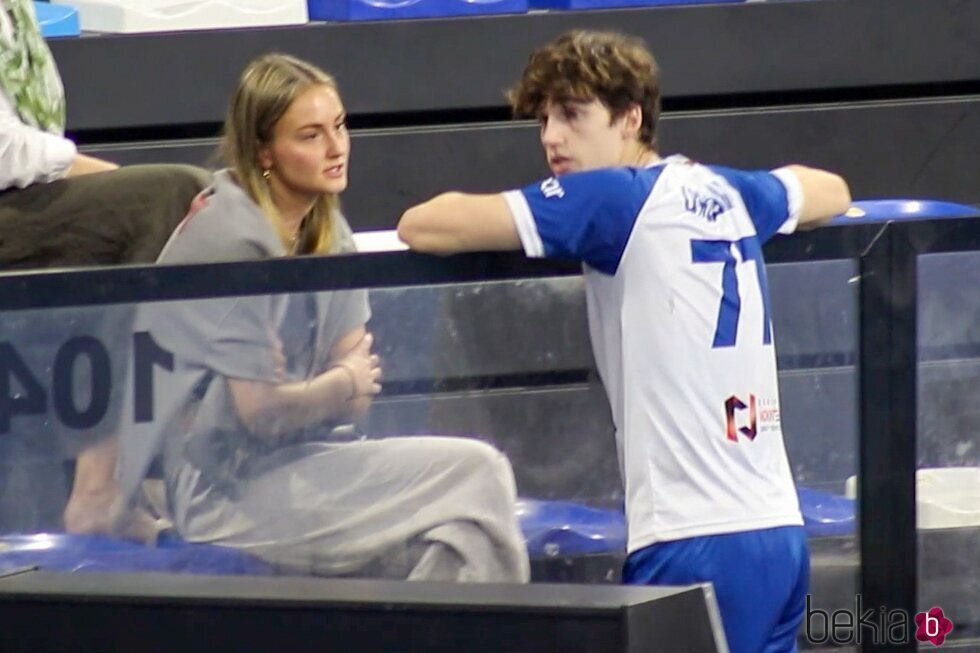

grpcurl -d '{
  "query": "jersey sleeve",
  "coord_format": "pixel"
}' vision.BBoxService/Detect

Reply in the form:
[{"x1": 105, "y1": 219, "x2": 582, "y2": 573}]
[
  {"x1": 502, "y1": 167, "x2": 657, "y2": 275},
  {"x1": 708, "y1": 166, "x2": 804, "y2": 242}
]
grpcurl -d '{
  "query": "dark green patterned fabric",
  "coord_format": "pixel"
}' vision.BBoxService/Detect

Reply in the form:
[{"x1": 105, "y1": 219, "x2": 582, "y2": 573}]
[{"x1": 0, "y1": 0, "x2": 65, "y2": 134}]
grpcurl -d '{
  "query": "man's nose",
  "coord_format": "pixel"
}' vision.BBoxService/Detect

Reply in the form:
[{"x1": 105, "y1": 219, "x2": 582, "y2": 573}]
[{"x1": 540, "y1": 119, "x2": 562, "y2": 146}]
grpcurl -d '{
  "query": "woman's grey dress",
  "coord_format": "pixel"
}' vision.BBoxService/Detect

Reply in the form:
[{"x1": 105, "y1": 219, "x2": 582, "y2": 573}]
[{"x1": 117, "y1": 171, "x2": 529, "y2": 582}]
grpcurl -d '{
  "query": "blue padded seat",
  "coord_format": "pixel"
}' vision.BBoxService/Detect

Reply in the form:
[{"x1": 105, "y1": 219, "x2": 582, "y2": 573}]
[
  {"x1": 0, "y1": 490, "x2": 853, "y2": 579},
  {"x1": 0, "y1": 533, "x2": 274, "y2": 575},
  {"x1": 796, "y1": 487, "x2": 855, "y2": 538},
  {"x1": 517, "y1": 498, "x2": 626, "y2": 559},
  {"x1": 518, "y1": 488, "x2": 855, "y2": 561}
]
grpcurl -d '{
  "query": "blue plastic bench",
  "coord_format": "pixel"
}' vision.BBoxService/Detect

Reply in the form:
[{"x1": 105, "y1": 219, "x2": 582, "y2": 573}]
[
  {"x1": 0, "y1": 488, "x2": 853, "y2": 580},
  {"x1": 0, "y1": 533, "x2": 274, "y2": 575},
  {"x1": 832, "y1": 199, "x2": 978, "y2": 225},
  {"x1": 518, "y1": 488, "x2": 855, "y2": 563}
]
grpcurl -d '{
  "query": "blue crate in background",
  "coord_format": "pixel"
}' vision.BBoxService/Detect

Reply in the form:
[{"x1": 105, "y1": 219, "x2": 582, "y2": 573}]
[
  {"x1": 34, "y1": 1, "x2": 80, "y2": 38},
  {"x1": 529, "y1": 0, "x2": 743, "y2": 10},
  {"x1": 308, "y1": 0, "x2": 527, "y2": 21}
]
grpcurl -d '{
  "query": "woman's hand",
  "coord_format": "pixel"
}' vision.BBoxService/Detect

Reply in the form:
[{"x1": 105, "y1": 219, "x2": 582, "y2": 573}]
[
  {"x1": 228, "y1": 330, "x2": 382, "y2": 435},
  {"x1": 331, "y1": 332, "x2": 382, "y2": 400}
]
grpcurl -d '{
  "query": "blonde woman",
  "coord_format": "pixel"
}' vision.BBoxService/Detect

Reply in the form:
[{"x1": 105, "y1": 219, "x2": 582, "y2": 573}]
[{"x1": 116, "y1": 54, "x2": 529, "y2": 582}]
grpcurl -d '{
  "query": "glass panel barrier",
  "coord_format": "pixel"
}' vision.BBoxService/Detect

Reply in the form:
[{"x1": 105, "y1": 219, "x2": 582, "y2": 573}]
[
  {"x1": 0, "y1": 260, "x2": 732, "y2": 652},
  {"x1": 0, "y1": 303, "x2": 135, "y2": 535},
  {"x1": 769, "y1": 259, "x2": 861, "y2": 650},
  {"x1": 0, "y1": 258, "x2": 863, "y2": 591},
  {"x1": 917, "y1": 251, "x2": 980, "y2": 647},
  {"x1": 0, "y1": 276, "x2": 613, "y2": 582},
  {"x1": 5, "y1": 210, "x2": 974, "y2": 652}
]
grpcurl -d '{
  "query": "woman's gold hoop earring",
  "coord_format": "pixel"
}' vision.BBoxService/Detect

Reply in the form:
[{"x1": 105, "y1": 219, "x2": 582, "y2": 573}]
[{"x1": 262, "y1": 168, "x2": 272, "y2": 180}]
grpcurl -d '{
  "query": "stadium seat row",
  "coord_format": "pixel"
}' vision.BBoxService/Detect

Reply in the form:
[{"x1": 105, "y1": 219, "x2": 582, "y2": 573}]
[{"x1": 36, "y1": 0, "x2": 750, "y2": 37}]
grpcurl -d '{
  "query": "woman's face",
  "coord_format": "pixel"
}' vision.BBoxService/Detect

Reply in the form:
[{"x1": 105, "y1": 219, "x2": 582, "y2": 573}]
[{"x1": 260, "y1": 84, "x2": 349, "y2": 204}]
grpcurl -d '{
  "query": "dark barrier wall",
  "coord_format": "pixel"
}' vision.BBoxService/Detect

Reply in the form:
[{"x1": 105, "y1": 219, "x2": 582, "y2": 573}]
[
  {"x1": 87, "y1": 99, "x2": 980, "y2": 231},
  {"x1": 51, "y1": 0, "x2": 980, "y2": 229}
]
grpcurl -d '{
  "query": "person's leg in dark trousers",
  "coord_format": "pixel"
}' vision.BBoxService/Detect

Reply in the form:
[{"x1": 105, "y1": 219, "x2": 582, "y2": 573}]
[{"x1": 0, "y1": 163, "x2": 211, "y2": 269}]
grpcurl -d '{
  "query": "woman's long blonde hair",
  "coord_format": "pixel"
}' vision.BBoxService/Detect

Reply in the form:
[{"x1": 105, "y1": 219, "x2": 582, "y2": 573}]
[{"x1": 222, "y1": 53, "x2": 339, "y2": 254}]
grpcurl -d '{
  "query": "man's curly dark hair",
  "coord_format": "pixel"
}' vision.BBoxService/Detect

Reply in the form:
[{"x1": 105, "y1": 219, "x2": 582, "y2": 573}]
[{"x1": 507, "y1": 30, "x2": 662, "y2": 149}]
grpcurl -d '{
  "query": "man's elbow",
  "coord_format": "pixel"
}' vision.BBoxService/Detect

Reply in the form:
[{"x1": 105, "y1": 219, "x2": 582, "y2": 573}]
[
  {"x1": 396, "y1": 207, "x2": 426, "y2": 249},
  {"x1": 397, "y1": 206, "x2": 453, "y2": 255},
  {"x1": 809, "y1": 175, "x2": 852, "y2": 229},
  {"x1": 826, "y1": 172, "x2": 852, "y2": 218},
  {"x1": 792, "y1": 166, "x2": 853, "y2": 229}
]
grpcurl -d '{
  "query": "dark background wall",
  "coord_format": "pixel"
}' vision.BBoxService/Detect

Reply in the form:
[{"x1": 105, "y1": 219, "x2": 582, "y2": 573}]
[
  {"x1": 51, "y1": 0, "x2": 980, "y2": 231},
  {"x1": 36, "y1": 0, "x2": 980, "y2": 502}
]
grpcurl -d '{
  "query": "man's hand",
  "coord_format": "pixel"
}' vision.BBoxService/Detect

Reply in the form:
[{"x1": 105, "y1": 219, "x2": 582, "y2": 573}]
[{"x1": 66, "y1": 153, "x2": 120, "y2": 178}]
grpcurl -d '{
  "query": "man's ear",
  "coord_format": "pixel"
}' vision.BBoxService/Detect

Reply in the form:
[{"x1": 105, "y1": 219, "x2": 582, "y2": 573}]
[{"x1": 620, "y1": 103, "x2": 643, "y2": 139}]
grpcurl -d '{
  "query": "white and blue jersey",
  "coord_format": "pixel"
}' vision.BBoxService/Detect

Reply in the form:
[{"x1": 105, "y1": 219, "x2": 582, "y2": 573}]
[{"x1": 504, "y1": 155, "x2": 804, "y2": 553}]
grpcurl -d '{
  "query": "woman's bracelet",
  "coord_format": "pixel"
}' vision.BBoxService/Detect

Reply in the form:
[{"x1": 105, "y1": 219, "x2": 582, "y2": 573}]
[{"x1": 328, "y1": 362, "x2": 358, "y2": 402}]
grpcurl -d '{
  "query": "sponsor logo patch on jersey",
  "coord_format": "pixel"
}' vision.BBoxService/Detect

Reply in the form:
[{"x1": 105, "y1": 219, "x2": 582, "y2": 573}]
[
  {"x1": 725, "y1": 394, "x2": 781, "y2": 442},
  {"x1": 682, "y1": 182, "x2": 733, "y2": 222},
  {"x1": 540, "y1": 177, "x2": 565, "y2": 199}
]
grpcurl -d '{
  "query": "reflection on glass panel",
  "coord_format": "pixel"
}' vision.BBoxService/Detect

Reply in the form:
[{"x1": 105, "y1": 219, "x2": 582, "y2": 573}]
[
  {"x1": 0, "y1": 304, "x2": 133, "y2": 534},
  {"x1": 368, "y1": 278, "x2": 621, "y2": 583},
  {"x1": 367, "y1": 278, "x2": 616, "y2": 501},
  {"x1": 0, "y1": 277, "x2": 624, "y2": 585},
  {"x1": 918, "y1": 252, "x2": 980, "y2": 645},
  {"x1": 768, "y1": 259, "x2": 860, "y2": 649},
  {"x1": 0, "y1": 255, "x2": 889, "y2": 635}
]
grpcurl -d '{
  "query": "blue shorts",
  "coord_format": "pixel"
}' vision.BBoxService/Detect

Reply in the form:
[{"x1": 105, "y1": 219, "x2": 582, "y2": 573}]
[{"x1": 623, "y1": 525, "x2": 809, "y2": 653}]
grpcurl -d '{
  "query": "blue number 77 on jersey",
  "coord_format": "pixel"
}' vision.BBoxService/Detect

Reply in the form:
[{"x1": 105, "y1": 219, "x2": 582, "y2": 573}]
[{"x1": 691, "y1": 237, "x2": 772, "y2": 348}]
